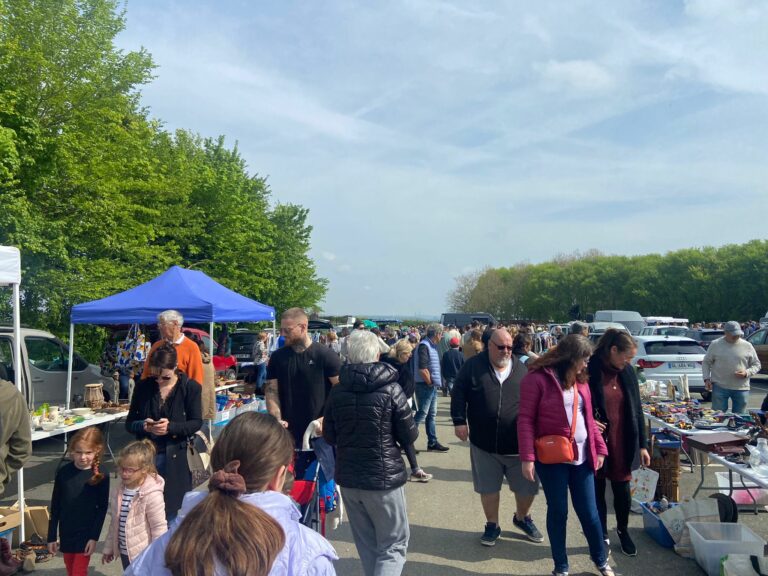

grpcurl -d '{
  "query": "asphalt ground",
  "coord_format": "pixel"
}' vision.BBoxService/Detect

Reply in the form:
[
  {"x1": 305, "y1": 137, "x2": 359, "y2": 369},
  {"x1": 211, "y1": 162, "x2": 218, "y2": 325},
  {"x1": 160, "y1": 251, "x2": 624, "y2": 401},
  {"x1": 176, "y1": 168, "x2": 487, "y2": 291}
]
[{"x1": 3, "y1": 376, "x2": 767, "y2": 575}]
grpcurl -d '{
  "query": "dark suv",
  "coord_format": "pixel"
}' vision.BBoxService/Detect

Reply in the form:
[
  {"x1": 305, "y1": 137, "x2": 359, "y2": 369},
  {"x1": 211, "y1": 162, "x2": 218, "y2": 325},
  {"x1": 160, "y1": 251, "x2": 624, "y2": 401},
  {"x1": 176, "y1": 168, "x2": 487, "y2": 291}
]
[{"x1": 683, "y1": 329, "x2": 724, "y2": 350}]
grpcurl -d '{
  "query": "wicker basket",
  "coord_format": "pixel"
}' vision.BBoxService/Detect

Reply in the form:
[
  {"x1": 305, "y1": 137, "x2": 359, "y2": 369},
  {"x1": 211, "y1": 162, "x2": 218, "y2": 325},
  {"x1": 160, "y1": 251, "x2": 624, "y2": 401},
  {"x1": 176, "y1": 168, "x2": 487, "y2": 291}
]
[
  {"x1": 84, "y1": 383, "x2": 105, "y2": 409},
  {"x1": 651, "y1": 446, "x2": 681, "y2": 501}
]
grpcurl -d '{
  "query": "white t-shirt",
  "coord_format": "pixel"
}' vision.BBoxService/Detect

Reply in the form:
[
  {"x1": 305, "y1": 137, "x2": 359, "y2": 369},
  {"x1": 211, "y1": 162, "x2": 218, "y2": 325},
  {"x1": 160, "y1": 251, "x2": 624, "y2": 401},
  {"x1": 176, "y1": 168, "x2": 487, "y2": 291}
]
[
  {"x1": 493, "y1": 362, "x2": 512, "y2": 384},
  {"x1": 563, "y1": 387, "x2": 588, "y2": 466}
]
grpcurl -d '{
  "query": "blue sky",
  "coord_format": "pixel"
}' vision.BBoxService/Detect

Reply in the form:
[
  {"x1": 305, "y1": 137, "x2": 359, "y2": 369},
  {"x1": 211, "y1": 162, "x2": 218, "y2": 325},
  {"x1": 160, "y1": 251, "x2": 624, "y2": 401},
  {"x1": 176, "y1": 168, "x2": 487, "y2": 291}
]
[{"x1": 117, "y1": 0, "x2": 768, "y2": 317}]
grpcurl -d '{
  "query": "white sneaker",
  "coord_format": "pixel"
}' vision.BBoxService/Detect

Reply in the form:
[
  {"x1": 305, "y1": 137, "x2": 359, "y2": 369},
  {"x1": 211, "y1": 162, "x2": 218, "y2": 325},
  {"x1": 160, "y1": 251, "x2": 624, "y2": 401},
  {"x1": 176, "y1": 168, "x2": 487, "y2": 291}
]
[{"x1": 409, "y1": 469, "x2": 433, "y2": 482}]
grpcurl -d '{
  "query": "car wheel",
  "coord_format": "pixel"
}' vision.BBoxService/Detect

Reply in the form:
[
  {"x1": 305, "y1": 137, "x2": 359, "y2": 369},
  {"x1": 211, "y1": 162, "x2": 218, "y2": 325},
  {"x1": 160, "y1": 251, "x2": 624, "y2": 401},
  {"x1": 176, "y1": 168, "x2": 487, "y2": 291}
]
[
  {"x1": 700, "y1": 390, "x2": 711, "y2": 402},
  {"x1": 225, "y1": 369, "x2": 237, "y2": 381}
]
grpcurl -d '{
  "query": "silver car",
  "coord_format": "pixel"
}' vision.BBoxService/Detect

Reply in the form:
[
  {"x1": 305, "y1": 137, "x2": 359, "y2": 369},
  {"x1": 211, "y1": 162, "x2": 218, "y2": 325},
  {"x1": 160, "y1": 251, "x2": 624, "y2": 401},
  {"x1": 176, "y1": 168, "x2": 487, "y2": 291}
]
[
  {"x1": 0, "y1": 327, "x2": 115, "y2": 408},
  {"x1": 632, "y1": 335, "x2": 710, "y2": 401}
]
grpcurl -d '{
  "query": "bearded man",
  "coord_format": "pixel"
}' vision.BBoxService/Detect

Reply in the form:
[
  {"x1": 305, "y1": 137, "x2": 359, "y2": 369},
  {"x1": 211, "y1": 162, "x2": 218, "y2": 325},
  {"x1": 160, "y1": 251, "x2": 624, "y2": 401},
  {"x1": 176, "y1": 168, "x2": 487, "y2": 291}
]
[{"x1": 451, "y1": 328, "x2": 542, "y2": 547}]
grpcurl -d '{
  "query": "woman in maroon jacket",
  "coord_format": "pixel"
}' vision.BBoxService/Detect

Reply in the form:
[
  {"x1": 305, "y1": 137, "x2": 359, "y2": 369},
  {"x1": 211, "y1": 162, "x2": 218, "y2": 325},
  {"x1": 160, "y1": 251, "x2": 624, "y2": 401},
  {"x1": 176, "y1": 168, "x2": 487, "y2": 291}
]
[{"x1": 518, "y1": 335, "x2": 613, "y2": 576}]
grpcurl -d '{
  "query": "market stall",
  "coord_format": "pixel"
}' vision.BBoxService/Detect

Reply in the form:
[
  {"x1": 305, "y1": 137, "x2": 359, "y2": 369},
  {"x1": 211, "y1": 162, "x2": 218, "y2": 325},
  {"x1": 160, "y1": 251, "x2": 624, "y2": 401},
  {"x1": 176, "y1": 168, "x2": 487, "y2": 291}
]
[{"x1": 67, "y1": 265, "x2": 276, "y2": 409}]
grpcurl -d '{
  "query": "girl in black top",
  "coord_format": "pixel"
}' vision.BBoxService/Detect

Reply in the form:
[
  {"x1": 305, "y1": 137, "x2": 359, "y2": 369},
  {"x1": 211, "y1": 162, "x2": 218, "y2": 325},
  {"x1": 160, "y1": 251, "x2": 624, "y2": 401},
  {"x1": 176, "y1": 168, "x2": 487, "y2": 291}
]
[{"x1": 47, "y1": 427, "x2": 109, "y2": 576}]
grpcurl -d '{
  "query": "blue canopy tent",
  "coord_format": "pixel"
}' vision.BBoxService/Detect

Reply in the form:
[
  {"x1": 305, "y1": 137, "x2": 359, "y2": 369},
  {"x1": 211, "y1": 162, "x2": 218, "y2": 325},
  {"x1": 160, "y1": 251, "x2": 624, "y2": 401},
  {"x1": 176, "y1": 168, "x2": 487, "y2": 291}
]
[{"x1": 66, "y1": 266, "x2": 275, "y2": 407}]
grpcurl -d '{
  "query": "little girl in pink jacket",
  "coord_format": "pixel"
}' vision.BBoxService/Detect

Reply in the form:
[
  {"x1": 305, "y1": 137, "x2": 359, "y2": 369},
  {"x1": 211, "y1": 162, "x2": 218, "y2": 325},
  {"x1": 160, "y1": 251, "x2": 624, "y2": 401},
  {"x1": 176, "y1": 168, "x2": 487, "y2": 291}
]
[{"x1": 102, "y1": 440, "x2": 167, "y2": 570}]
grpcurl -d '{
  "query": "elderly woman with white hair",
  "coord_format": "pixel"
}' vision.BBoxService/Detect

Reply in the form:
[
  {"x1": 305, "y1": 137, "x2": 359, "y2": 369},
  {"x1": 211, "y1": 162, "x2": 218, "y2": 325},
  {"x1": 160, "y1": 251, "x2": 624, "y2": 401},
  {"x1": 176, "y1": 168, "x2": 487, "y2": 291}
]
[{"x1": 323, "y1": 330, "x2": 419, "y2": 576}]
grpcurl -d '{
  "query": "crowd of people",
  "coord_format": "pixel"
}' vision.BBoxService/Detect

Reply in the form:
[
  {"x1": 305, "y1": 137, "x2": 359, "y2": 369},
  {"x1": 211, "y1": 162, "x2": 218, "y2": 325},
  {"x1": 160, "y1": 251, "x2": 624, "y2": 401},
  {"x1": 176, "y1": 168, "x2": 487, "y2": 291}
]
[{"x1": 9, "y1": 308, "x2": 762, "y2": 576}]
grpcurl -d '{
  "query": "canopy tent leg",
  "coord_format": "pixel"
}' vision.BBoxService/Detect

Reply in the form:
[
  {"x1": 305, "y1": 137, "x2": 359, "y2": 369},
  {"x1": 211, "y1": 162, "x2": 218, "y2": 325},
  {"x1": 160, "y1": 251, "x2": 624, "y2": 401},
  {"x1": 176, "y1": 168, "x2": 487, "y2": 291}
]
[
  {"x1": 209, "y1": 321, "x2": 214, "y2": 356},
  {"x1": 13, "y1": 283, "x2": 25, "y2": 543},
  {"x1": 66, "y1": 323, "x2": 74, "y2": 410}
]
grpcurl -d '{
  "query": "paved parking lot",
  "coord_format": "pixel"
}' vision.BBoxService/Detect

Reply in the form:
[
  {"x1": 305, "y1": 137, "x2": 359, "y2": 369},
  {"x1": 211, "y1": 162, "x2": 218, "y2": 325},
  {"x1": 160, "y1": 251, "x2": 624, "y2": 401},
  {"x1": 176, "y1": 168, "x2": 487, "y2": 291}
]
[{"x1": 3, "y1": 377, "x2": 766, "y2": 575}]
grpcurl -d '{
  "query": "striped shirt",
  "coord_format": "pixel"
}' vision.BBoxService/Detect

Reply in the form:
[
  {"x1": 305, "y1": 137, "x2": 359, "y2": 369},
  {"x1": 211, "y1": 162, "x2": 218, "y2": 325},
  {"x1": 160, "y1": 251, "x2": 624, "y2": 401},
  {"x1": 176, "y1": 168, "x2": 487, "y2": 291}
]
[{"x1": 118, "y1": 487, "x2": 138, "y2": 554}]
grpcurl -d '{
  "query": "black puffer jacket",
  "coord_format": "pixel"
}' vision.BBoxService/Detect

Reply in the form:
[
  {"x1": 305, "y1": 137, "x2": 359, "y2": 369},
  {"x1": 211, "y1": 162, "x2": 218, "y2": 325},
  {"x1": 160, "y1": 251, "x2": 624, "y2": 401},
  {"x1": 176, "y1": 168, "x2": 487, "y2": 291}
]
[{"x1": 324, "y1": 362, "x2": 418, "y2": 491}]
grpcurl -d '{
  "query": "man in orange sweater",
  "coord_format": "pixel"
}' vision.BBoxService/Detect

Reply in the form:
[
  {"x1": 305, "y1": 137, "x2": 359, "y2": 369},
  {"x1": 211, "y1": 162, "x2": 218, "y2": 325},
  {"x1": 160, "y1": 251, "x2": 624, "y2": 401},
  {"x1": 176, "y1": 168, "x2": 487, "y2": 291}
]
[{"x1": 144, "y1": 310, "x2": 204, "y2": 385}]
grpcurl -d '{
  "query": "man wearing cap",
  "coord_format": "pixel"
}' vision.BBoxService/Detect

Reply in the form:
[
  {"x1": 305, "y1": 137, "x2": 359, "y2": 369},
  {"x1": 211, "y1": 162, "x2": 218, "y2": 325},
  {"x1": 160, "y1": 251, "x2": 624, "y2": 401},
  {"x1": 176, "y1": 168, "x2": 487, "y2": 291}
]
[
  {"x1": 451, "y1": 328, "x2": 542, "y2": 547},
  {"x1": 441, "y1": 337, "x2": 464, "y2": 397},
  {"x1": 702, "y1": 321, "x2": 761, "y2": 414}
]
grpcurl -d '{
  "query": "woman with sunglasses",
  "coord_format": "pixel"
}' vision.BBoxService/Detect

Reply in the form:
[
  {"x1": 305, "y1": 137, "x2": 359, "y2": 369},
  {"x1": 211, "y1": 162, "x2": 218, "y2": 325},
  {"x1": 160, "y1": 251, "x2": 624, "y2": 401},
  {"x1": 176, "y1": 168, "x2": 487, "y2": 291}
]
[
  {"x1": 127, "y1": 342, "x2": 202, "y2": 522},
  {"x1": 587, "y1": 329, "x2": 649, "y2": 557},
  {"x1": 517, "y1": 335, "x2": 614, "y2": 576}
]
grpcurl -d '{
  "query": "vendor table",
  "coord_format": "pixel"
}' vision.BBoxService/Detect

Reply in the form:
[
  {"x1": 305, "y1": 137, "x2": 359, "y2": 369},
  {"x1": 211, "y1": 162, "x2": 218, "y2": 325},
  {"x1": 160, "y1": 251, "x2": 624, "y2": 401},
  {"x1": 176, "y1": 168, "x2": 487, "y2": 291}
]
[
  {"x1": 31, "y1": 411, "x2": 127, "y2": 462},
  {"x1": 692, "y1": 452, "x2": 768, "y2": 513}
]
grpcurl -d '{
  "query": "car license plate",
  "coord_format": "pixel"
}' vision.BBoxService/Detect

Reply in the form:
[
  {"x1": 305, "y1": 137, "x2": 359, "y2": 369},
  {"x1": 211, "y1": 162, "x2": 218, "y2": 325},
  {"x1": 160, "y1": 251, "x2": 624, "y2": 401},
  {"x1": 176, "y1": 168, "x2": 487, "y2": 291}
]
[
  {"x1": 235, "y1": 354, "x2": 250, "y2": 359},
  {"x1": 668, "y1": 362, "x2": 697, "y2": 369}
]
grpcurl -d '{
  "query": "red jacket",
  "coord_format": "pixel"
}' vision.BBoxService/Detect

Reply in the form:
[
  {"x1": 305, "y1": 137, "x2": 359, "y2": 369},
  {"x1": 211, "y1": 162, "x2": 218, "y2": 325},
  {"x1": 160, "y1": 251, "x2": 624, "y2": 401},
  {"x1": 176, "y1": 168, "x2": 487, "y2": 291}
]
[{"x1": 517, "y1": 367, "x2": 608, "y2": 471}]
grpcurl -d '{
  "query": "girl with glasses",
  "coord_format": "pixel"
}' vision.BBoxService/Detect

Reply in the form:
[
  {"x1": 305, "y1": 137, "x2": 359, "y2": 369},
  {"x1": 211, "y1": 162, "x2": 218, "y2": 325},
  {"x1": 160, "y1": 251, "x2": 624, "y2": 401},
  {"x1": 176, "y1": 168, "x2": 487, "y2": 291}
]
[{"x1": 102, "y1": 440, "x2": 167, "y2": 570}]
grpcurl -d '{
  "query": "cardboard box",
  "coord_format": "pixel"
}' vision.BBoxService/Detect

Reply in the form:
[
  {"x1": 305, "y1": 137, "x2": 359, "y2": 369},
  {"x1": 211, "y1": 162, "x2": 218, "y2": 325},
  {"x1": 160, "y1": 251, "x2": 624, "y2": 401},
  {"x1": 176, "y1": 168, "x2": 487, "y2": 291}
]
[
  {"x1": 0, "y1": 507, "x2": 23, "y2": 546},
  {"x1": 7, "y1": 502, "x2": 49, "y2": 545},
  {"x1": 0, "y1": 508, "x2": 22, "y2": 533}
]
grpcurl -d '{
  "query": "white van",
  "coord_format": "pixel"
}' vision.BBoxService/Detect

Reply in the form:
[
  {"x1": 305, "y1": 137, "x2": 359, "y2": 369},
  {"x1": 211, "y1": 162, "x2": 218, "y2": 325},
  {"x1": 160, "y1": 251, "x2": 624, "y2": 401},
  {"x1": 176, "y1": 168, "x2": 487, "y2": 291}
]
[
  {"x1": 593, "y1": 310, "x2": 645, "y2": 334},
  {"x1": 0, "y1": 326, "x2": 114, "y2": 408}
]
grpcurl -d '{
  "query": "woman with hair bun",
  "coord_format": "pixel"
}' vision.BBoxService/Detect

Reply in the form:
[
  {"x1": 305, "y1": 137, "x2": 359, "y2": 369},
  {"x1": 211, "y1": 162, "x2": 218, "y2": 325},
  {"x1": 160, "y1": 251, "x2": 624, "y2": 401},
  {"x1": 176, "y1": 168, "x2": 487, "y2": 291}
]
[
  {"x1": 126, "y1": 342, "x2": 202, "y2": 521},
  {"x1": 126, "y1": 411, "x2": 338, "y2": 576}
]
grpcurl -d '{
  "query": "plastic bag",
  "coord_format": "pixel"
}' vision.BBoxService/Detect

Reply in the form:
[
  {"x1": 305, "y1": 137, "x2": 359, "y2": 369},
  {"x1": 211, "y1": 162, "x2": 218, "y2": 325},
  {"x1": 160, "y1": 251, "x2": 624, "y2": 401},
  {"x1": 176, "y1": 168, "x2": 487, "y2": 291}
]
[
  {"x1": 721, "y1": 554, "x2": 768, "y2": 576},
  {"x1": 630, "y1": 466, "x2": 659, "y2": 513},
  {"x1": 659, "y1": 498, "x2": 719, "y2": 557}
]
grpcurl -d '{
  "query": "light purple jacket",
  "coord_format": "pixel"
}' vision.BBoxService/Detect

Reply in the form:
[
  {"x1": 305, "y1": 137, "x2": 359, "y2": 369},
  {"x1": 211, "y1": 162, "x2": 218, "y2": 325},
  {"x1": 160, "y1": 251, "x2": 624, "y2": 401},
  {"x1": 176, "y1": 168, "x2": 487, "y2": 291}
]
[{"x1": 126, "y1": 490, "x2": 338, "y2": 576}]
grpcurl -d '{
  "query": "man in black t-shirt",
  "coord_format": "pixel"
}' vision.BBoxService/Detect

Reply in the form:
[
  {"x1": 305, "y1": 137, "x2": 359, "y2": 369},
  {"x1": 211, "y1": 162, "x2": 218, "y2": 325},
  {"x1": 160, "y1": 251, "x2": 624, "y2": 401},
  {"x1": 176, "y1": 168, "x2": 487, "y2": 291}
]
[{"x1": 265, "y1": 308, "x2": 341, "y2": 447}]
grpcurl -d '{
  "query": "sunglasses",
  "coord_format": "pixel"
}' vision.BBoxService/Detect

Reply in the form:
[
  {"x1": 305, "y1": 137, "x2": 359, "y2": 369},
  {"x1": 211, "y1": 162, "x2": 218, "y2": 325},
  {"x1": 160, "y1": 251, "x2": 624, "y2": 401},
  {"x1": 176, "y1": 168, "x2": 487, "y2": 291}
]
[{"x1": 493, "y1": 343, "x2": 513, "y2": 352}]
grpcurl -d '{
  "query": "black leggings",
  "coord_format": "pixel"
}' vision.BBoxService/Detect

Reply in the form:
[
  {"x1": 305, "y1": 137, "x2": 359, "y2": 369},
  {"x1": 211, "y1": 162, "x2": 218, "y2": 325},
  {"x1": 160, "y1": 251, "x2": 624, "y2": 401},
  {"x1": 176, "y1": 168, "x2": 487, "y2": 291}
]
[
  {"x1": 595, "y1": 477, "x2": 631, "y2": 536},
  {"x1": 403, "y1": 443, "x2": 419, "y2": 472}
]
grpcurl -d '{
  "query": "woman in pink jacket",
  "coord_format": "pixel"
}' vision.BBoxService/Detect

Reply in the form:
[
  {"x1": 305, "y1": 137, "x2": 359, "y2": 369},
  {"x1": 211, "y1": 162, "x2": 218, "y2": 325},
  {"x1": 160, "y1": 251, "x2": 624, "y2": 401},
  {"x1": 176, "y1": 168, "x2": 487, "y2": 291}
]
[
  {"x1": 102, "y1": 440, "x2": 167, "y2": 570},
  {"x1": 518, "y1": 335, "x2": 614, "y2": 576}
]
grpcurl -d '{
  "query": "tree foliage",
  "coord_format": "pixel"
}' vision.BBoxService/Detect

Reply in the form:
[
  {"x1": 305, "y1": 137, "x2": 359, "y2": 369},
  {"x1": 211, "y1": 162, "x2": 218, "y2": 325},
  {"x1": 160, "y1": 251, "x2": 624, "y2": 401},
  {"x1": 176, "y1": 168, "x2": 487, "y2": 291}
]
[
  {"x1": 0, "y1": 0, "x2": 327, "y2": 348},
  {"x1": 455, "y1": 241, "x2": 768, "y2": 323}
]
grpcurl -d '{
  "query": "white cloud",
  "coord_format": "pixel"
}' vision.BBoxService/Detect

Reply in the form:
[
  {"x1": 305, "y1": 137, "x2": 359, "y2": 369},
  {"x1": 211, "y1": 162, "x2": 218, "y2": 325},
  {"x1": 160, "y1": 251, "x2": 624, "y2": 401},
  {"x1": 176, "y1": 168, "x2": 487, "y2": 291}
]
[
  {"x1": 535, "y1": 59, "x2": 615, "y2": 93},
  {"x1": 321, "y1": 251, "x2": 336, "y2": 262}
]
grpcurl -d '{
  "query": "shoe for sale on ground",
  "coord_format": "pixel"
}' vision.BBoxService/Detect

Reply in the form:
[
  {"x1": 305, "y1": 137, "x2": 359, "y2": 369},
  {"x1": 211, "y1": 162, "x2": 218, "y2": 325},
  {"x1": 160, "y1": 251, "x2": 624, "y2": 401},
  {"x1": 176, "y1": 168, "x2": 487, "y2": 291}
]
[
  {"x1": 427, "y1": 442, "x2": 449, "y2": 452},
  {"x1": 598, "y1": 562, "x2": 617, "y2": 576},
  {"x1": 512, "y1": 514, "x2": 544, "y2": 543},
  {"x1": 409, "y1": 469, "x2": 433, "y2": 482},
  {"x1": 480, "y1": 522, "x2": 501, "y2": 546},
  {"x1": 616, "y1": 528, "x2": 636, "y2": 556}
]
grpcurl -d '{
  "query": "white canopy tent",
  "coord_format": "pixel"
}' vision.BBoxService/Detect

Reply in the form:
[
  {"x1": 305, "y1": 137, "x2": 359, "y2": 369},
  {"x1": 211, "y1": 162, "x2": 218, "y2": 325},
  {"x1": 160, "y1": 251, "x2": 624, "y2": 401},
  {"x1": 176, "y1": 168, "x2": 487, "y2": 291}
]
[{"x1": 0, "y1": 246, "x2": 26, "y2": 541}]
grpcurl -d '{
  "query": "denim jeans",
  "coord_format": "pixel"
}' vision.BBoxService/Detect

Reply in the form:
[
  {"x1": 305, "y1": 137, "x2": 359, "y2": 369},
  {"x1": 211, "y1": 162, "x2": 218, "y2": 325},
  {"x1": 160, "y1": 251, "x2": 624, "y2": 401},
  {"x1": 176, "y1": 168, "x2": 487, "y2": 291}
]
[
  {"x1": 711, "y1": 384, "x2": 749, "y2": 414},
  {"x1": 414, "y1": 383, "x2": 438, "y2": 446},
  {"x1": 256, "y1": 362, "x2": 267, "y2": 389},
  {"x1": 535, "y1": 461, "x2": 607, "y2": 574}
]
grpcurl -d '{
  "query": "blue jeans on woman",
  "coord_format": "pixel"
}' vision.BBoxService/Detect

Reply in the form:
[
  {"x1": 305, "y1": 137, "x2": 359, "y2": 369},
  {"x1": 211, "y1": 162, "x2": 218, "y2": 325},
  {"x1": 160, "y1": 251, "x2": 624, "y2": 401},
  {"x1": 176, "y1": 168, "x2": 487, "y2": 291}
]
[
  {"x1": 256, "y1": 362, "x2": 267, "y2": 389},
  {"x1": 535, "y1": 460, "x2": 607, "y2": 574}
]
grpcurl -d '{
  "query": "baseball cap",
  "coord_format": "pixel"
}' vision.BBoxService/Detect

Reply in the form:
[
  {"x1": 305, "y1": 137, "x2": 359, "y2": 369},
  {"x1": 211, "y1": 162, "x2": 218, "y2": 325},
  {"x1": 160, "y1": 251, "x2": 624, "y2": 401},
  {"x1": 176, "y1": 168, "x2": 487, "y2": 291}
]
[
  {"x1": 449, "y1": 337, "x2": 460, "y2": 347},
  {"x1": 723, "y1": 320, "x2": 743, "y2": 336}
]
